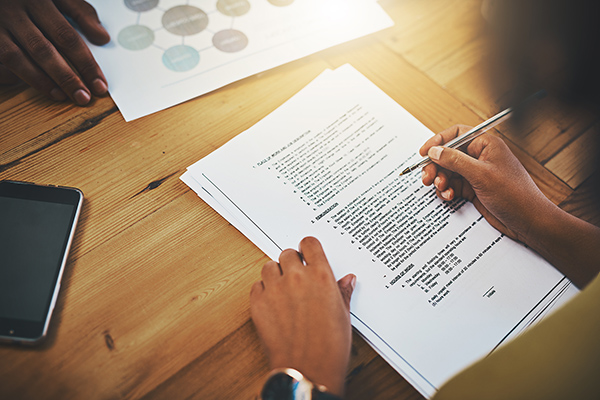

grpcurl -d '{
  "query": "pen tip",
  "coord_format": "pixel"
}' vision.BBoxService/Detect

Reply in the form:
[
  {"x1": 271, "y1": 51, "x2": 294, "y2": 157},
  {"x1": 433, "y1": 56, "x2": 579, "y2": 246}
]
[{"x1": 399, "y1": 168, "x2": 410, "y2": 176}]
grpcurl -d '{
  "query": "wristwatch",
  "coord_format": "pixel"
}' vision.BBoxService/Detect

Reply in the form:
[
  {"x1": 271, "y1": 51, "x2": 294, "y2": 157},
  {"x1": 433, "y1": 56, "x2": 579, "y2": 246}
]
[{"x1": 260, "y1": 368, "x2": 343, "y2": 400}]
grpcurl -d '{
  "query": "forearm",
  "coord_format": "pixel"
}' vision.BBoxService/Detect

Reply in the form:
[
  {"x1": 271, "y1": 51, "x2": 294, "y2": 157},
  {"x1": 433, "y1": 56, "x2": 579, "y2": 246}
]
[{"x1": 526, "y1": 204, "x2": 600, "y2": 288}]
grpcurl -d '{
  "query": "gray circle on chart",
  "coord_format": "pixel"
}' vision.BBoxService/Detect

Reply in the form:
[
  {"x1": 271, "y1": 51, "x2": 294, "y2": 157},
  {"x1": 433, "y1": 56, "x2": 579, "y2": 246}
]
[
  {"x1": 213, "y1": 29, "x2": 248, "y2": 53},
  {"x1": 268, "y1": 0, "x2": 294, "y2": 6},
  {"x1": 118, "y1": 25, "x2": 155, "y2": 50},
  {"x1": 217, "y1": 0, "x2": 251, "y2": 17},
  {"x1": 162, "y1": 6, "x2": 209, "y2": 36},
  {"x1": 162, "y1": 45, "x2": 200, "y2": 72},
  {"x1": 124, "y1": 0, "x2": 159, "y2": 12}
]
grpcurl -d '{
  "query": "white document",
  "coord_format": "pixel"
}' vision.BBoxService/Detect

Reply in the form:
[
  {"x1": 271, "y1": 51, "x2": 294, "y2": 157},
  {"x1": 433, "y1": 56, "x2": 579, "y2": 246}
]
[
  {"x1": 85, "y1": 0, "x2": 393, "y2": 121},
  {"x1": 181, "y1": 65, "x2": 578, "y2": 398}
]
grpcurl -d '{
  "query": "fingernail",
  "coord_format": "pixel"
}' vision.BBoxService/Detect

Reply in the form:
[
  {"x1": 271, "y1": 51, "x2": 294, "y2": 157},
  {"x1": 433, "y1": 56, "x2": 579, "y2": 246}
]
[
  {"x1": 73, "y1": 89, "x2": 91, "y2": 105},
  {"x1": 429, "y1": 146, "x2": 443, "y2": 161},
  {"x1": 434, "y1": 177, "x2": 441, "y2": 189},
  {"x1": 91, "y1": 78, "x2": 108, "y2": 95},
  {"x1": 441, "y1": 190, "x2": 451, "y2": 200},
  {"x1": 350, "y1": 275, "x2": 357, "y2": 290},
  {"x1": 421, "y1": 169, "x2": 427, "y2": 181},
  {"x1": 50, "y1": 88, "x2": 67, "y2": 101}
]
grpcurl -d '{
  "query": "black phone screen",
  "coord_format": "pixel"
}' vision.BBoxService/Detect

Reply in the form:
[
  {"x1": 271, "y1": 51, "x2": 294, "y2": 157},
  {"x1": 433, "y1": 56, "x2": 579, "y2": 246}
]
[{"x1": 0, "y1": 181, "x2": 82, "y2": 342}]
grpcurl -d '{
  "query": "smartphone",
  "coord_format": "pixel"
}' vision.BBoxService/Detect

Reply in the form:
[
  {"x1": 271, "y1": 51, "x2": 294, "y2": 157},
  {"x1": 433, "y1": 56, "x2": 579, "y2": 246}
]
[{"x1": 0, "y1": 180, "x2": 83, "y2": 345}]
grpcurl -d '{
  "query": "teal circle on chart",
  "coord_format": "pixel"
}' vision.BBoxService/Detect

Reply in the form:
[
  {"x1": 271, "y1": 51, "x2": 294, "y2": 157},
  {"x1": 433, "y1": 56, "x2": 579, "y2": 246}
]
[
  {"x1": 162, "y1": 45, "x2": 200, "y2": 72},
  {"x1": 118, "y1": 25, "x2": 155, "y2": 50}
]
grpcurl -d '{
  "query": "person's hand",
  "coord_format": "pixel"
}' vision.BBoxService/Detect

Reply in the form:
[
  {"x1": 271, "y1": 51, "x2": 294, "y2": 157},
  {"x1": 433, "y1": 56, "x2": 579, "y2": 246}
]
[
  {"x1": 250, "y1": 237, "x2": 356, "y2": 397},
  {"x1": 0, "y1": 0, "x2": 110, "y2": 105},
  {"x1": 419, "y1": 125, "x2": 555, "y2": 244}
]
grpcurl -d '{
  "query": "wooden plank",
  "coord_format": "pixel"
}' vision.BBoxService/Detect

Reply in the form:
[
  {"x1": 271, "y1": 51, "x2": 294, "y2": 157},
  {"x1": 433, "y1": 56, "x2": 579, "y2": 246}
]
[
  {"x1": 379, "y1": 0, "x2": 486, "y2": 82},
  {"x1": 0, "y1": 90, "x2": 115, "y2": 166},
  {"x1": 141, "y1": 322, "x2": 425, "y2": 400},
  {"x1": 0, "y1": 191, "x2": 268, "y2": 399},
  {"x1": 0, "y1": 56, "x2": 331, "y2": 259},
  {"x1": 0, "y1": 1, "x2": 594, "y2": 399},
  {"x1": 544, "y1": 122, "x2": 599, "y2": 189},
  {"x1": 559, "y1": 172, "x2": 600, "y2": 226},
  {"x1": 141, "y1": 320, "x2": 269, "y2": 400}
]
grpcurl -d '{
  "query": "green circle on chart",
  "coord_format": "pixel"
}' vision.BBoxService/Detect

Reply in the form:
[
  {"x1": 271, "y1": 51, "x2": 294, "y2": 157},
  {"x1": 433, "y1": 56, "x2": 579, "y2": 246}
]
[
  {"x1": 162, "y1": 6, "x2": 209, "y2": 36},
  {"x1": 217, "y1": 0, "x2": 251, "y2": 17},
  {"x1": 124, "y1": 0, "x2": 158, "y2": 12},
  {"x1": 213, "y1": 29, "x2": 248, "y2": 53},
  {"x1": 162, "y1": 45, "x2": 200, "y2": 72},
  {"x1": 118, "y1": 25, "x2": 155, "y2": 50},
  {"x1": 268, "y1": 0, "x2": 294, "y2": 6}
]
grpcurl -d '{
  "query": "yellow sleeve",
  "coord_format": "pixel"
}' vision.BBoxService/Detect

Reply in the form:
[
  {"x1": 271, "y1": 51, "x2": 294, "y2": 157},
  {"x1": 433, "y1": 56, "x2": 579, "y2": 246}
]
[{"x1": 433, "y1": 274, "x2": 600, "y2": 400}]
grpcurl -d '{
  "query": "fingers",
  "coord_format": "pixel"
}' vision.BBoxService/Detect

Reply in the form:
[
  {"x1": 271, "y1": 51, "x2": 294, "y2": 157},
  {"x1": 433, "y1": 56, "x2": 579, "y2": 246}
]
[
  {"x1": 419, "y1": 132, "x2": 443, "y2": 157},
  {"x1": 278, "y1": 248, "x2": 303, "y2": 274},
  {"x1": 428, "y1": 144, "x2": 481, "y2": 183},
  {"x1": 298, "y1": 236, "x2": 330, "y2": 269},
  {"x1": 257, "y1": 237, "x2": 336, "y2": 292},
  {"x1": 31, "y1": 3, "x2": 107, "y2": 98},
  {"x1": 337, "y1": 274, "x2": 356, "y2": 311},
  {"x1": 419, "y1": 125, "x2": 472, "y2": 156},
  {"x1": 261, "y1": 260, "x2": 281, "y2": 283},
  {"x1": 0, "y1": 0, "x2": 108, "y2": 105},
  {"x1": 55, "y1": 0, "x2": 110, "y2": 45},
  {"x1": 0, "y1": 25, "x2": 59, "y2": 96},
  {"x1": 0, "y1": 63, "x2": 20, "y2": 84},
  {"x1": 420, "y1": 125, "x2": 474, "y2": 189},
  {"x1": 250, "y1": 280, "x2": 264, "y2": 298}
]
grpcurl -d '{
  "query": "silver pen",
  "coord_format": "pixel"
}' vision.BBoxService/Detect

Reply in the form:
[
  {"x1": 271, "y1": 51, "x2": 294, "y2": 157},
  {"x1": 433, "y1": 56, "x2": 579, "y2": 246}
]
[{"x1": 399, "y1": 91, "x2": 545, "y2": 176}]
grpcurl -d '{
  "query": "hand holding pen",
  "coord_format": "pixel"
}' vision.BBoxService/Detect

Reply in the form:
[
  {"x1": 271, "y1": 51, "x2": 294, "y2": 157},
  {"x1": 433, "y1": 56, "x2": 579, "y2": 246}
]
[{"x1": 400, "y1": 90, "x2": 545, "y2": 176}]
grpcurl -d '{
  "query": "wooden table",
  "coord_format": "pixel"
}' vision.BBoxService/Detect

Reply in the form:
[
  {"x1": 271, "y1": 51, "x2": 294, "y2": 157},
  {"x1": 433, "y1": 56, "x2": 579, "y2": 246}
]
[{"x1": 1, "y1": 1, "x2": 598, "y2": 399}]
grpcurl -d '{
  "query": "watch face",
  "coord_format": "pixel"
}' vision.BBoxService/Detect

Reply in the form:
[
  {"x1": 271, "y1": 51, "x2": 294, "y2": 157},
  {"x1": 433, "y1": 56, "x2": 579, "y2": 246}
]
[
  {"x1": 261, "y1": 372, "x2": 295, "y2": 400},
  {"x1": 261, "y1": 371, "x2": 313, "y2": 400}
]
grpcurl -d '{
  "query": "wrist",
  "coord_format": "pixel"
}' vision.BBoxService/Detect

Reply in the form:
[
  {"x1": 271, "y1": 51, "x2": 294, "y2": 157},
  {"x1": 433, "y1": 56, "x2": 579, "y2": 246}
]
[
  {"x1": 269, "y1": 360, "x2": 346, "y2": 397},
  {"x1": 525, "y1": 203, "x2": 600, "y2": 288},
  {"x1": 520, "y1": 199, "x2": 564, "y2": 248},
  {"x1": 260, "y1": 368, "x2": 343, "y2": 400}
]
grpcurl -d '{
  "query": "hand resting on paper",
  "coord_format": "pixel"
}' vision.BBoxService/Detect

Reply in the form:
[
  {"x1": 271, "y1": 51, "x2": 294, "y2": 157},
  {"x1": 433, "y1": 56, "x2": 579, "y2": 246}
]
[
  {"x1": 420, "y1": 125, "x2": 600, "y2": 288},
  {"x1": 250, "y1": 236, "x2": 356, "y2": 397},
  {"x1": 0, "y1": 0, "x2": 110, "y2": 105}
]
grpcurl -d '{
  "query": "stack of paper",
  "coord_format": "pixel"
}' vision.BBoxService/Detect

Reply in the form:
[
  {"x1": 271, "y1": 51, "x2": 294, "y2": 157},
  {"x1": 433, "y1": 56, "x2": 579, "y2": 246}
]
[{"x1": 182, "y1": 65, "x2": 577, "y2": 398}]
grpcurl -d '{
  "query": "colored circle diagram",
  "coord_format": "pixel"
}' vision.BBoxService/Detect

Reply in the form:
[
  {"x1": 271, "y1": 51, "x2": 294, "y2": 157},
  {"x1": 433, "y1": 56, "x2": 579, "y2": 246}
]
[{"x1": 117, "y1": 0, "x2": 294, "y2": 72}]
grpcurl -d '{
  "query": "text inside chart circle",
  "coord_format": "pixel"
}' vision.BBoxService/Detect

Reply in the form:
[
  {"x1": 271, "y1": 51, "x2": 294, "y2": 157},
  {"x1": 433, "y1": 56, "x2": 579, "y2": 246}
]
[
  {"x1": 217, "y1": 0, "x2": 251, "y2": 17},
  {"x1": 162, "y1": 45, "x2": 200, "y2": 72},
  {"x1": 118, "y1": 25, "x2": 155, "y2": 50},
  {"x1": 213, "y1": 30, "x2": 249, "y2": 52},
  {"x1": 162, "y1": 6, "x2": 209, "y2": 36}
]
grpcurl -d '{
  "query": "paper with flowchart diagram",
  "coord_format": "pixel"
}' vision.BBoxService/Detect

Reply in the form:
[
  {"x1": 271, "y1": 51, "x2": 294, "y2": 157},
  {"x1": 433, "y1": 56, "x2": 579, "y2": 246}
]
[{"x1": 86, "y1": 0, "x2": 393, "y2": 121}]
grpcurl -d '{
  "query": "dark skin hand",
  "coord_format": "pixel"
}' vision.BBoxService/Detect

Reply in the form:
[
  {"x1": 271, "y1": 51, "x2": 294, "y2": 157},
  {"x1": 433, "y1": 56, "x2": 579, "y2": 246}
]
[
  {"x1": 250, "y1": 237, "x2": 356, "y2": 397},
  {"x1": 250, "y1": 127, "x2": 599, "y2": 398},
  {"x1": 0, "y1": 0, "x2": 110, "y2": 105},
  {"x1": 420, "y1": 125, "x2": 600, "y2": 288}
]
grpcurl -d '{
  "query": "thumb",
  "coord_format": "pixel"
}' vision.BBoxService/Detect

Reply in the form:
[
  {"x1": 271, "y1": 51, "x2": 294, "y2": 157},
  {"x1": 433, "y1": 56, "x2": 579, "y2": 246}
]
[
  {"x1": 428, "y1": 146, "x2": 480, "y2": 182},
  {"x1": 337, "y1": 274, "x2": 356, "y2": 311}
]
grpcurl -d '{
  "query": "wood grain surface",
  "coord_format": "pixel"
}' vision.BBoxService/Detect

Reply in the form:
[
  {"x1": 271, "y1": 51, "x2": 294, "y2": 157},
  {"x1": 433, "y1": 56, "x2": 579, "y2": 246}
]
[{"x1": 0, "y1": 1, "x2": 597, "y2": 399}]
